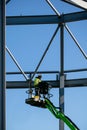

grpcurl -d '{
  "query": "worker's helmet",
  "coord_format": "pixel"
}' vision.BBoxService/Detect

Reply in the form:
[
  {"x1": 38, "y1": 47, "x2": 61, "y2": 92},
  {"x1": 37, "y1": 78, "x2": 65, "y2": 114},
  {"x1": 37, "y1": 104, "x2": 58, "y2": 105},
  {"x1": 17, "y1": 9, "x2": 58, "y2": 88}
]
[{"x1": 37, "y1": 75, "x2": 42, "y2": 79}]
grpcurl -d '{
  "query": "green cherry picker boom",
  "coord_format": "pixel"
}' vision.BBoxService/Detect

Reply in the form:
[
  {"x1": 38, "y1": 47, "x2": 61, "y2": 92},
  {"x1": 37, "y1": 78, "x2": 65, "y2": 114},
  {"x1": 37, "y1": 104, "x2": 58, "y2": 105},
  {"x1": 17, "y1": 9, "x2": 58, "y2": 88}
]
[
  {"x1": 45, "y1": 98, "x2": 79, "y2": 130},
  {"x1": 25, "y1": 81, "x2": 79, "y2": 130}
]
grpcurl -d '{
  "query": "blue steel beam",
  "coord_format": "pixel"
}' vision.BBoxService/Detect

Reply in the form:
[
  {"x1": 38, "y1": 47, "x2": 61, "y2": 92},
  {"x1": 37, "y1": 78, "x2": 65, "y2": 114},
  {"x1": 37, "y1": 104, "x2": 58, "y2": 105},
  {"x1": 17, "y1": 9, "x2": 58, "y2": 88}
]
[
  {"x1": 0, "y1": 0, "x2": 6, "y2": 130},
  {"x1": 6, "y1": 11, "x2": 87, "y2": 25},
  {"x1": 6, "y1": 78, "x2": 87, "y2": 89}
]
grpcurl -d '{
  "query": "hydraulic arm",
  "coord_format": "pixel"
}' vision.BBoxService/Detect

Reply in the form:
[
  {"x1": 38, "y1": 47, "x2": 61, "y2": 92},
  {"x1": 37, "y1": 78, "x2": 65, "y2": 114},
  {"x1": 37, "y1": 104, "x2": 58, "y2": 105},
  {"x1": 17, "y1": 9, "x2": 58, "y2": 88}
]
[{"x1": 45, "y1": 98, "x2": 79, "y2": 130}]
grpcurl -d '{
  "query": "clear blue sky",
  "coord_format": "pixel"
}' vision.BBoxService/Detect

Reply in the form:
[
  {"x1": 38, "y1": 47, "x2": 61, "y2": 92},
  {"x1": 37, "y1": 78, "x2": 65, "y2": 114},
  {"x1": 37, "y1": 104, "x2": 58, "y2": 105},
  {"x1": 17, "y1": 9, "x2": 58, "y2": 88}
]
[{"x1": 6, "y1": 0, "x2": 87, "y2": 130}]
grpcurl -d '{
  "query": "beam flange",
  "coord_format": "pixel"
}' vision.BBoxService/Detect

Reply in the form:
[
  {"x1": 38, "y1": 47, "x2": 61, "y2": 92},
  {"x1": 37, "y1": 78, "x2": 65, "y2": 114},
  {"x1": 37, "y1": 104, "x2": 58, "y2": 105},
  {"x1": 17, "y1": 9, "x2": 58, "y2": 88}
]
[{"x1": 6, "y1": 11, "x2": 87, "y2": 25}]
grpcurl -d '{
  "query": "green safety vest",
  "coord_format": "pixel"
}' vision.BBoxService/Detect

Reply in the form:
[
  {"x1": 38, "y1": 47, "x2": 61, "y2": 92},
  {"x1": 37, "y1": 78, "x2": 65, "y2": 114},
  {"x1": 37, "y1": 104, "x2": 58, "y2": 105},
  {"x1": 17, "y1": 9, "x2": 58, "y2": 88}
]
[{"x1": 34, "y1": 78, "x2": 41, "y2": 87}]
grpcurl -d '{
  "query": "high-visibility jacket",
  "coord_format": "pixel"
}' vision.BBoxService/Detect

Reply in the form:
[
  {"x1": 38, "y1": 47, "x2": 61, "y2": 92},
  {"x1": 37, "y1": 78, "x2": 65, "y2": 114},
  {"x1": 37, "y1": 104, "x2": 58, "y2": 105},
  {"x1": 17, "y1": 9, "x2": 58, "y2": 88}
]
[{"x1": 34, "y1": 78, "x2": 41, "y2": 87}]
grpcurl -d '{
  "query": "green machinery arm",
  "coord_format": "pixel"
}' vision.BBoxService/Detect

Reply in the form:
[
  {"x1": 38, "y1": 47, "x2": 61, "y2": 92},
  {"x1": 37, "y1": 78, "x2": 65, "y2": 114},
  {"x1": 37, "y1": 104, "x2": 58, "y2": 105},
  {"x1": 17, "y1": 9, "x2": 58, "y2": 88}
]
[{"x1": 45, "y1": 98, "x2": 79, "y2": 130}]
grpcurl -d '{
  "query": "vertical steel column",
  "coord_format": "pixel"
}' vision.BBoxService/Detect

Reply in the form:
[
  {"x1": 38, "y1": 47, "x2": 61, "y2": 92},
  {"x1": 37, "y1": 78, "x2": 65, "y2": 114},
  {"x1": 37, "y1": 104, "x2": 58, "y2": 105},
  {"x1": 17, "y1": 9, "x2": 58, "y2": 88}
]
[
  {"x1": 0, "y1": 0, "x2": 6, "y2": 130},
  {"x1": 59, "y1": 23, "x2": 64, "y2": 130}
]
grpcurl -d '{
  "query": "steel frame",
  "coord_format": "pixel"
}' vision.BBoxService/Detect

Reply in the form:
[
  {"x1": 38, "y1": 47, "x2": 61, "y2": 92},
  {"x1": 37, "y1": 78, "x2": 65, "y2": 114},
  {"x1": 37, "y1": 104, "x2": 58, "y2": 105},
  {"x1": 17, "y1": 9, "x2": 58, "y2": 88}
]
[
  {"x1": 6, "y1": 11, "x2": 87, "y2": 130},
  {"x1": 0, "y1": 1, "x2": 87, "y2": 130}
]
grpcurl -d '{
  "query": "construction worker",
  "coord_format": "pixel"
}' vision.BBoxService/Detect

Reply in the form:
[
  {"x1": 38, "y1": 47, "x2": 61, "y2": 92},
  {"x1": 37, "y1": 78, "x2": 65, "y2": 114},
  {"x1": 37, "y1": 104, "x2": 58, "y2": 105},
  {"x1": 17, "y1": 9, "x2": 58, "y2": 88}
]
[{"x1": 34, "y1": 75, "x2": 42, "y2": 97}]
